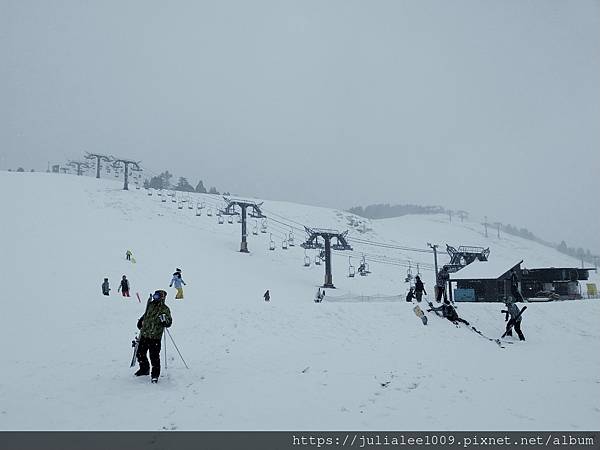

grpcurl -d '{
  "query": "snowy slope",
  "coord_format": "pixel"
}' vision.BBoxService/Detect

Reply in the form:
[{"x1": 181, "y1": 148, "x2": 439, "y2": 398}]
[{"x1": 1, "y1": 171, "x2": 599, "y2": 431}]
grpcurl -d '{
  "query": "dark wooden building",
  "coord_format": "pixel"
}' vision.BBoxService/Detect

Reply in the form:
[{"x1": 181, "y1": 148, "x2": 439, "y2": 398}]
[{"x1": 449, "y1": 260, "x2": 523, "y2": 302}]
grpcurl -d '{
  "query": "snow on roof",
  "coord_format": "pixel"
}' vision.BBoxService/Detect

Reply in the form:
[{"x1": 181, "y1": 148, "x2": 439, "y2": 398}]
[{"x1": 450, "y1": 259, "x2": 523, "y2": 281}]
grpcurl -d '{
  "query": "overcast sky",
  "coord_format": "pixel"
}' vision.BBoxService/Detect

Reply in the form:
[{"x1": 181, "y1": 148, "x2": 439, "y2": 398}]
[{"x1": 2, "y1": 1, "x2": 599, "y2": 253}]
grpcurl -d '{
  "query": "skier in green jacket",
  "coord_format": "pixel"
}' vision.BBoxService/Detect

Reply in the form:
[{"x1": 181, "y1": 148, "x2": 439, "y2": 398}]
[{"x1": 135, "y1": 290, "x2": 173, "y2": 383}]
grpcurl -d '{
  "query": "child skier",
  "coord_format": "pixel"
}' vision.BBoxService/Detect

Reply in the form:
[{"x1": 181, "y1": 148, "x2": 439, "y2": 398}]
[
  {"x1": 170, "y1": 271, "x2": 186, "y2": 299},
  {"x1": 135, "y1": 290, "x2": 173, "y2": 383},
  {"x1": 102, "y1": 278, "x2": 110, "y2": 296},
  {"x1": 118, "y1": 275, "x2": 130, "y2": 297}
]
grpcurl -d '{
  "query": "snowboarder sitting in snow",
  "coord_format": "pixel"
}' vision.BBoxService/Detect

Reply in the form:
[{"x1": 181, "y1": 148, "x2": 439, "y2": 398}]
[
  {"x1": 102, "y1": 278, "x2": 110, "y2": 296},
  {"x1": 428, "y1": 299, "x2": 469, "y2": 325},
  {"x1": 118, "y1": 275, "x2": 130, "y2": 297},
  {"x1": 414, "y1": 275, "x2": 426, "y2": 302},
  {"x1": 406, "y1": 287, "x2": 416, "y2": 302},
  {"x1": 135, "y1": 290, "x2": 173, "y2": 382},
  {"x1": 170, "y1": 270, "x2": 186, "y2": 299},
  {"x1": 502, "y1": 297, "x2": 525, "y2": 341}
]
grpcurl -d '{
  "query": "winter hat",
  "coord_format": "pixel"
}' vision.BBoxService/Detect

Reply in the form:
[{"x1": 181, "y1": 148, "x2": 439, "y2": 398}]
[{"x1": 152, "y1": 290, "x2": 167, "y2": 301}]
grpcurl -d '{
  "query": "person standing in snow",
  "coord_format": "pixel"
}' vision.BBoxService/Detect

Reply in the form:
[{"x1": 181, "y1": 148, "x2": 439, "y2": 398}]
[
  {"x1": 118, "y1": 275, "x2": 130, "y2": 297},
  {"x1": 509, "y1": 269, "x2": 524, "y2": 302},
  {"x1": 102, "y1": 278, "x2": 110, "y2": 296},
  {"x1": 414, "y1": 275, "x2": 426, "y2": 302},
  {"x1": 502, "y1": 297, "x2": 525, "y2": 341},
  {"x1": 125, "y1": 250, "x2": 132, "y2": 261},
  {"x1": 435, "y1": 267, "x2": 449, "y2": 303},
  {"x1": 428, "y1": 299, "x2": 469, "y2": 325},
  {"x1": 135, "y1": 290, "x2": 173, "y2": 382},
  {"x1": 170, "y1": 271, "x2": 186, "y2": 299},
  {"x1": 263, "y1": 290, "x2": 270, "y2": 302}
]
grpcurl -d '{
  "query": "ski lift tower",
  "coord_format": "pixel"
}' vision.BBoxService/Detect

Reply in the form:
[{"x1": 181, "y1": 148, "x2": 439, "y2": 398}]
[
  {"x1": 221, "y1": 197, "x2": 266, "y2": 253},
  {"x1": 301, "y1": 227, "x2": 352, "y2": 288},
  {"x1": 110, "y1": 157, "x2": 141, "y2": 190},
  {"x1": 84, "y1": 152, "x2": 112, "y2": 179},
  {"x1": 67, "y1": 160, "x2": 90, "y2": 176}
]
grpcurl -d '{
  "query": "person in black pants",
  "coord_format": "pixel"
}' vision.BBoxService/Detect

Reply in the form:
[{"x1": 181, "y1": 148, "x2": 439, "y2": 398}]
[
  {"x1": 503, "y1": 298, "x2": 525, "y2": 341},
  {"x1": 414, "y1": 276, "x2": 426, "y2": 302},
  {"x1": 428, "y1": 299, "x2": 469, "y2": 325},
  {"x1": 135, "y1": 290, "x2": 173, "y2": 382}
]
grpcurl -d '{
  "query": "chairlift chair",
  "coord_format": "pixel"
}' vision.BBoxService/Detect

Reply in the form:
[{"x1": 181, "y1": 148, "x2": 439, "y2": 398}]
[
  {"x1": 147, "y1": 189, "x2": 152, "y2": 196},
  {"x1": 218, "y1": 215, "x2": 224, "y2": 224},
  {"x1": 237, "y1": 215, "x2": 242, "y2": 223},
  {"x1": 269, "y1": 234, "x2": 275, "y2": 251},
  {"x1": 178, "y1": 202, "x2": 183, "y2": 210},
  {"x1": 304, "y1": 250, "x2": 311, "y2": 267},
  {"x1": 260, "y1": 219, "x2": 268, "y2": 233},
  {"x1": 161, "y1": 196, "x2": 167, "y2": 203},
  {"x1": 227, "y1": 215, "x2": 234, "y2": 224},
  {"x1": 348, "y1": 257, "x2": 356, "y2": 278},
  {"x1": 196, "y1": 205, "x2": 202, "y2": 216},
  {"x1": 252, "y1": 221, "x2": 259, "y2": 235},
  {"x1": 207, "y1": 208, "x2": 213, "y2": 217},
  {"x1": 315, "y1": 254, "x2": 322, "y2": 266},
  {"x1": 188, "y1": 202, "x2": 193, "y2": 210},
  {"x1": 288, "y1": 231, "x2": 295, "y2": 247},
  {"x1": 282, "y1": 240, "x2": 288, "y2": 250}
]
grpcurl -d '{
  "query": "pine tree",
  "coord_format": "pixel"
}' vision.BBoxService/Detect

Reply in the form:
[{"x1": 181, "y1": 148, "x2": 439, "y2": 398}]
[{"x1": 195, "y1": 180, "x2": 207, "y2": 193}]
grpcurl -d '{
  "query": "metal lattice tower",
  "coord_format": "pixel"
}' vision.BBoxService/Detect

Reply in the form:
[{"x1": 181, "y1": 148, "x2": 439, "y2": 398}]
[
  {"x1": 444, "y1": 244, "x2": 490, "y2": 273},
  {"x1": 301, "y1": 227, "x2": 352, "y2": 288}
]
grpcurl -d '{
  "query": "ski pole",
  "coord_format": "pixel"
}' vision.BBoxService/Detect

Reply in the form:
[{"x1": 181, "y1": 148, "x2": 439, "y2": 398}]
[
  {"x1": 165, "y1": 328, "x2": 189, "y2": 369},
  {"x1": 164, "y1": 330, "x2": 167, "y2": 370}
]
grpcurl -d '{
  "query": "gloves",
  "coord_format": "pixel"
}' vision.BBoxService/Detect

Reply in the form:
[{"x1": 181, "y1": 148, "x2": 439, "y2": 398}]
[
  {"x1": 137, "y1": 317, "x2": 143, "y2": 330},
  {"x1": 159, "y1": 314, "x2": 171, "y2": 328}
]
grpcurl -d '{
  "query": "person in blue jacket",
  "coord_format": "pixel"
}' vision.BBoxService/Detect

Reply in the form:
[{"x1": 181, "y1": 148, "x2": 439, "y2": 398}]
[{"x1": 170, "y1": 269, "x2": 187, "y2": 299}]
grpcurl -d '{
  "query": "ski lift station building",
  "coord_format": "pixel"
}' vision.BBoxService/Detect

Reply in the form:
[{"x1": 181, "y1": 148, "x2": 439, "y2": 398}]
[{"x1": 449, "y1": 259, "x2": 523, "y2": 302}]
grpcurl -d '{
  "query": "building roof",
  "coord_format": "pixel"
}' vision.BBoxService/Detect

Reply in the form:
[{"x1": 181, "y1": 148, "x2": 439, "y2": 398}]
[{"x1": 450, "y1": 259, "x2": 523, "y2": 281}]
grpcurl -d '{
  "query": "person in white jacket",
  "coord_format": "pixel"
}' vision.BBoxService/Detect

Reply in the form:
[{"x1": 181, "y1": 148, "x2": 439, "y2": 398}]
[{"x1": 170, "y1": 270, "x2": 187, "y2": 299}]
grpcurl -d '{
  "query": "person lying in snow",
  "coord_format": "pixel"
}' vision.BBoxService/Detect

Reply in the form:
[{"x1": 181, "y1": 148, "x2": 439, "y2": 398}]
[{"x1": 428, "y1": 299, "x2": 469, "y2": 325}]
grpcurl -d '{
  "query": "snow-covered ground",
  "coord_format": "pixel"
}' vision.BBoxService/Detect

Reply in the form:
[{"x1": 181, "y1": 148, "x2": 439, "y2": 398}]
[{"x1": 1, "y1": 171, "x2": 599, "y2": 430}]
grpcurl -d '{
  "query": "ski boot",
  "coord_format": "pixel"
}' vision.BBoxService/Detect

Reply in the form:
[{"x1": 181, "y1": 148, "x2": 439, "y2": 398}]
[
  {"x1": 134, "y1": 368, "x2": 149, "y2": 377},
  {"x1": 151, "y1": 377, "x2": 159, "y2": 384}
]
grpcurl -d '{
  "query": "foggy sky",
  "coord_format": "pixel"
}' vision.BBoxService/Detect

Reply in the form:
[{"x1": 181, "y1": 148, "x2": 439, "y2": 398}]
[{"x1": 2, "y1": 1, "x2": 599, "y2": 253}]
